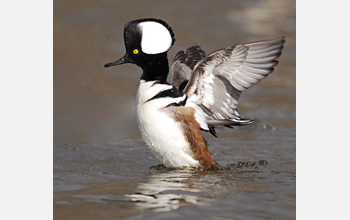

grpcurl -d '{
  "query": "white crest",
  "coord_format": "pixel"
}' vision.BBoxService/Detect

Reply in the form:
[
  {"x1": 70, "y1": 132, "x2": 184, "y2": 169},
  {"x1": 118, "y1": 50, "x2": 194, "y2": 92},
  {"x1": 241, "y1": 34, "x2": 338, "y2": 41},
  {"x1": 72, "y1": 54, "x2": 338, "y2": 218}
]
[{"x1": 138, "y1": 21, "x2": 172, "y2": 54}]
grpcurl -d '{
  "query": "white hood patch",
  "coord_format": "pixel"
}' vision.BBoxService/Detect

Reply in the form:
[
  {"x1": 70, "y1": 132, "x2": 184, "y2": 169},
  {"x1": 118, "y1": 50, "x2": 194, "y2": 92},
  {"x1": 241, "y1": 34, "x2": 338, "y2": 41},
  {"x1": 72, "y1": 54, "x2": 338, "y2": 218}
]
[{"x1": 138, "y1": 21, "x2": 172, "y2": 54}]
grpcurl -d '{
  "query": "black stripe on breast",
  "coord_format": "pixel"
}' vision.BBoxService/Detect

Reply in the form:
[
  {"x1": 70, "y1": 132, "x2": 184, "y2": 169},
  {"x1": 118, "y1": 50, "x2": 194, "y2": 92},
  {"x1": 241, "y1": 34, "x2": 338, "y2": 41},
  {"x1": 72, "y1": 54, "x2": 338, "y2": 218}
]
[
  {"x1": 145, "y1": 85, "x2": 188, "y2": 107},
  {"x1": 164, "y1": 96, "x2": 188, "y2": 108},
  {"x1": 145, "y1": 86, "x2": 184, "y2": 103}
]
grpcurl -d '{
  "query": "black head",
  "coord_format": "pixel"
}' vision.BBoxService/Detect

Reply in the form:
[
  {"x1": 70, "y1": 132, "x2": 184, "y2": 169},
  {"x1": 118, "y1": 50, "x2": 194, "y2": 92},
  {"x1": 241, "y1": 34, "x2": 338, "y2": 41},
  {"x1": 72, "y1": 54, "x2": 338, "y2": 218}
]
[{"x1": 104, "y1": 18, "x2": 175, "y2": 70}]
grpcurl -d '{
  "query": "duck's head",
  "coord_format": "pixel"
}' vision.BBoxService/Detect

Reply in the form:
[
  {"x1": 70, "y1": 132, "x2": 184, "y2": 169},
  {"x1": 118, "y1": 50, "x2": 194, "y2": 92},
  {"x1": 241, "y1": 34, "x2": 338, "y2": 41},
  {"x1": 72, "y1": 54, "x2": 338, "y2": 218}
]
[{"x1": 104, "y1": 18, "x2": 175, "y2": 70}]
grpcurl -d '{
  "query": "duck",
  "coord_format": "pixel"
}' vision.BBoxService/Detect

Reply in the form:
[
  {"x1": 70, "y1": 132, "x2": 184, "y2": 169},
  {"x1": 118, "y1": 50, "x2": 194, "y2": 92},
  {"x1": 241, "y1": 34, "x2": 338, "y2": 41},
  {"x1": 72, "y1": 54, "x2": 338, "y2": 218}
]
[{"x1": 104, "y1": 18, "x2": 285, "y2": 169}]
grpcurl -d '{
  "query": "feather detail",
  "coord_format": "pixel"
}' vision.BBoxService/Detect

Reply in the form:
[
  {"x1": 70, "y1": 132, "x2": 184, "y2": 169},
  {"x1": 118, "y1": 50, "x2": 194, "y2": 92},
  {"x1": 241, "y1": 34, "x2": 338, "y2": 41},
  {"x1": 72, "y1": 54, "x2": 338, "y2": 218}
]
[
  {"x1": 180, "y1": 37, "x2": 284, "y2": 134},
  {"x1": 171, "y1": 45, "x2": 206, "y2": 89}
]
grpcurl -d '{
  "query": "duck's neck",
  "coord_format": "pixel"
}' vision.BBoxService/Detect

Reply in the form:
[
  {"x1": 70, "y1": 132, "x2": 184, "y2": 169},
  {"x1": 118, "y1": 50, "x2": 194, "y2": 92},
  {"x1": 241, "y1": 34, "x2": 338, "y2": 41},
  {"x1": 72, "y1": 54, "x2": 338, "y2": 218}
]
[{"x1": 140, "y1": 54, "x2": 169, "y2": 83}]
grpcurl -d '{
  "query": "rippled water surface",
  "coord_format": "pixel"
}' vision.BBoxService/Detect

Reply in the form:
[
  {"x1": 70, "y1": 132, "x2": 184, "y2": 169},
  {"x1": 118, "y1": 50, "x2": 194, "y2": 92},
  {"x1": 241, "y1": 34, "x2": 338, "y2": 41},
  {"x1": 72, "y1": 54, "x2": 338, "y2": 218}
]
[{"x1": 54, "y1": 0, "x2": 295, "y2": 219}]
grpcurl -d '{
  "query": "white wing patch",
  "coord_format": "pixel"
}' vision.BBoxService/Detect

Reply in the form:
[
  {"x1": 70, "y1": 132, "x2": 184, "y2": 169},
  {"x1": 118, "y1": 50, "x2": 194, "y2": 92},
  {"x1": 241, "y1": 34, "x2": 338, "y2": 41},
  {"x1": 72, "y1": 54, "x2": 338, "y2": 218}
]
[{"x1": 138, "y1": 21, "x2": 172, "y2": 54}]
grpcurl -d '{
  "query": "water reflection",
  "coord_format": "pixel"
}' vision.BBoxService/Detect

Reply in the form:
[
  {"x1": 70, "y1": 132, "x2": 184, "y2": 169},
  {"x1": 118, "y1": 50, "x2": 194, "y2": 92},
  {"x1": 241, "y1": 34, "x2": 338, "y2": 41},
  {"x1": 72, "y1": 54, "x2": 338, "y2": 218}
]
[
  {"x1": 125, "y1": 170, "x2": 212, "y2": 212},
  {"x1": 123, "y1": 162, "x2": 269, "y2": 212}
]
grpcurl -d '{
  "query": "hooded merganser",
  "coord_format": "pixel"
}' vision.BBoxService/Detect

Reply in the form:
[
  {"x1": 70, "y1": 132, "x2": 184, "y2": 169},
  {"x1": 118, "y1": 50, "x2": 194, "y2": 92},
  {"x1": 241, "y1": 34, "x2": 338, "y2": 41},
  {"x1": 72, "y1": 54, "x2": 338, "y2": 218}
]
[{"x1": 104, "y1": 18, "x2": 285, "y2": 169}]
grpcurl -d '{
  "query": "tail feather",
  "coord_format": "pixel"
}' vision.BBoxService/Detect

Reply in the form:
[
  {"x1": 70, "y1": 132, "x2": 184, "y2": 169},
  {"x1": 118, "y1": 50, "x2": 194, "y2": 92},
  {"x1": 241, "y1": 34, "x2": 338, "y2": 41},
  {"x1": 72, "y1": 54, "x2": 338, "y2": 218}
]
[{"x1": 206, "y1": 118, "x2": 254, "y2": 127}]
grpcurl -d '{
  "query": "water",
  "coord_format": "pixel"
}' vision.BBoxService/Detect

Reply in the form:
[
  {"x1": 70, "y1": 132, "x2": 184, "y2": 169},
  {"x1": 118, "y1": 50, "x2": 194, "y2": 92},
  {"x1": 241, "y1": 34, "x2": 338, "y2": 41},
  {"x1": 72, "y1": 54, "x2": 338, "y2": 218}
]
[
  {"x1": 54, "y1": 0, "x2": 295, "y2": 219},
  {"x1": 54, "y1": 127, "x2": 295, "y2": 219}
]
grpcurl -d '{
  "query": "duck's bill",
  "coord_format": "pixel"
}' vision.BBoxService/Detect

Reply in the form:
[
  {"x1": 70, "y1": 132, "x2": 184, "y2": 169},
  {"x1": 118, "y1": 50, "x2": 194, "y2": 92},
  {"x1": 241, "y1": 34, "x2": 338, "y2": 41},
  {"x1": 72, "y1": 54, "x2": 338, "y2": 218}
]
[{"x1": 104, "y1": 54, "x2": 131, "y2": 68}]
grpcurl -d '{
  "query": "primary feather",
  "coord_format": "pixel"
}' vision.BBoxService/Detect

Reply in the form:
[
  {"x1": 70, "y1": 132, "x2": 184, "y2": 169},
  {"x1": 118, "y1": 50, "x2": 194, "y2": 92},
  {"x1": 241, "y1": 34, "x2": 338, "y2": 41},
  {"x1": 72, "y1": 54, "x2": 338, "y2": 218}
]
[{"x1": 171, "y1": 37, "x2": 285, "y2": 135}]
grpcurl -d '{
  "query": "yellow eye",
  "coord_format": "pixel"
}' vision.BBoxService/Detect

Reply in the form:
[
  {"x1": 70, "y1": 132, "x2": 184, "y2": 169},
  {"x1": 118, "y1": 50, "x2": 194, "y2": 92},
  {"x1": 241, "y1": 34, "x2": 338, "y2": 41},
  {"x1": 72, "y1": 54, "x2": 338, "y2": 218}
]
[{"x1": 133, "y1": 49, "x2": 139, "y2": 54}]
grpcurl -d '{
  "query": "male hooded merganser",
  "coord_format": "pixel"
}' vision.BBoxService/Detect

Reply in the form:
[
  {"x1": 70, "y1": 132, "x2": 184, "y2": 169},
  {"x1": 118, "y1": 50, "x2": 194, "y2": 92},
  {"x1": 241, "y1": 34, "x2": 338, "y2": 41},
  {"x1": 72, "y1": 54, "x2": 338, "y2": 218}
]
[{"x1": 104, "y1": 18, "x2": 285, "y2": 169}]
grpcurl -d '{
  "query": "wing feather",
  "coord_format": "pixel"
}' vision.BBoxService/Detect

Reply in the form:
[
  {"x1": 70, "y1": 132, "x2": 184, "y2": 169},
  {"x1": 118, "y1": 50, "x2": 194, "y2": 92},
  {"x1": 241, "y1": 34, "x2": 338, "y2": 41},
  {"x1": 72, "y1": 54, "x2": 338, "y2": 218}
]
[
  {"x1": 170, "y1": 45, "x2": 206, "y2": 89},
  {"x1": 182, "y1": 36, "x2": 285, "y2": 131}
]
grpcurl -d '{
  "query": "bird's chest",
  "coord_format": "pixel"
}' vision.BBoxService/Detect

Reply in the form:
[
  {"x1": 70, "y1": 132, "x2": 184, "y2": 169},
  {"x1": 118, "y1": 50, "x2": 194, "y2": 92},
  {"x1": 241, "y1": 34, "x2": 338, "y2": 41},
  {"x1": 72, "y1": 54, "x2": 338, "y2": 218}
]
[
  {"x1": 135, "y1": 90, "x2": 179, "y2": 144},
  {"x1": 135, "y1": 81, "x2": 182, "y2": 149},
  {"x1": 134, "y1": 80, "x2": 198, "y2": 167}
]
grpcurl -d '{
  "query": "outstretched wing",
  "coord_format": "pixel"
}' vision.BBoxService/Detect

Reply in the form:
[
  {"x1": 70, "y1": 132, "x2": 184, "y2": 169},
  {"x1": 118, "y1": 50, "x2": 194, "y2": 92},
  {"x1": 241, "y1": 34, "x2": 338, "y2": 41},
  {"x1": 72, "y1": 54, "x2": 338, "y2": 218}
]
[
  {"x1": 183, "y1": 36, "x2": 285, "y2": 130},
  {"x1": 170, "y1": 45, "x2": 206, "y2": 90}
]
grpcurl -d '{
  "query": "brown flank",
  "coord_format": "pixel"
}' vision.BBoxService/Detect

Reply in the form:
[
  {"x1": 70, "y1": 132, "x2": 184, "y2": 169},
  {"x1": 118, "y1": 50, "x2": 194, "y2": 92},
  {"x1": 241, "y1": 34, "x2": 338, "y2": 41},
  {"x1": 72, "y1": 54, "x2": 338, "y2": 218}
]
[{"x1": 168, "y1": 106, "x2": 220, "y2": 169}]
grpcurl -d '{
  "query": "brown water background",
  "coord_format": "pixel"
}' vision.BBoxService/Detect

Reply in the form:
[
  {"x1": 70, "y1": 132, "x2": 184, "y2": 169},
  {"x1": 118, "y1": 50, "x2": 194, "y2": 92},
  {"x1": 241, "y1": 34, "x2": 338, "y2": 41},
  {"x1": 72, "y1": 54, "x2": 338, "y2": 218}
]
[{"x1": 54, "y1": 0, "x2": 295, "y2": 219}]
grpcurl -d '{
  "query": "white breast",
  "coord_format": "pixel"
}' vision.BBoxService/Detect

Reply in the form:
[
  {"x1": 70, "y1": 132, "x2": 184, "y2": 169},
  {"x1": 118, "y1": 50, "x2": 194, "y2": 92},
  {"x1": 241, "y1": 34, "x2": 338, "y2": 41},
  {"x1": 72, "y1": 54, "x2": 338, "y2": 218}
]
[{"x1": 135, "y1": 80, "x2": 199, "y2": 168}]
